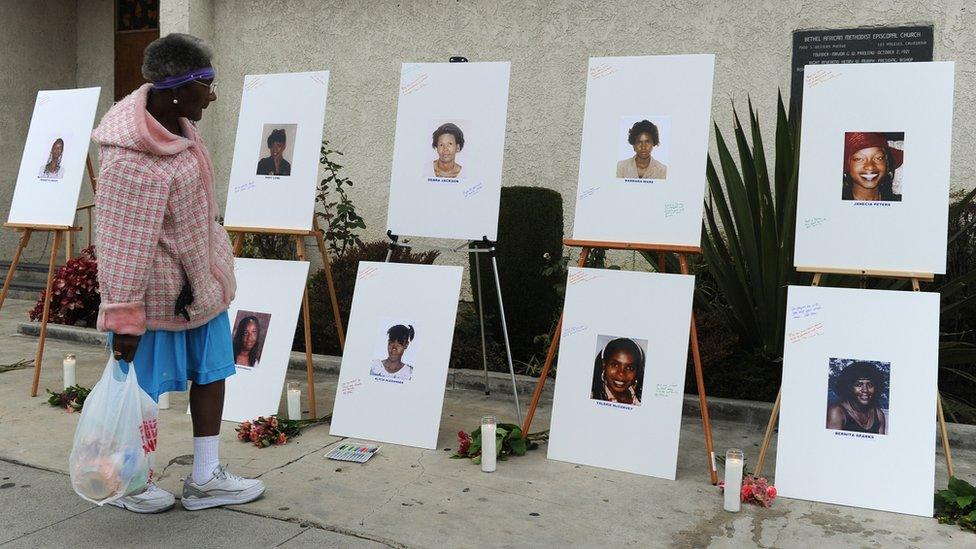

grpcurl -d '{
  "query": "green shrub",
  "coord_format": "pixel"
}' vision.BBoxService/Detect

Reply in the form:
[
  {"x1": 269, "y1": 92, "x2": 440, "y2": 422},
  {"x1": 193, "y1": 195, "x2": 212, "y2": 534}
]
[
  {"x1": 468, "y1": 186, "x2": 564, "y2": 368},
  {"x1": 295, "y1": 240, "x2": 439, "y2": 355},
  {"x1": 449, "y1": 301, "x2": 507, "y2": 372}
]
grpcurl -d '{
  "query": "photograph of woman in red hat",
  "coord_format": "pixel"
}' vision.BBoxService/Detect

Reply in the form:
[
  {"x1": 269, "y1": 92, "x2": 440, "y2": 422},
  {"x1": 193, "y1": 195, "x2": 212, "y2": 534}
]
[{"x1": 841, "y1": 131, "x2": 904, "y2": 202}]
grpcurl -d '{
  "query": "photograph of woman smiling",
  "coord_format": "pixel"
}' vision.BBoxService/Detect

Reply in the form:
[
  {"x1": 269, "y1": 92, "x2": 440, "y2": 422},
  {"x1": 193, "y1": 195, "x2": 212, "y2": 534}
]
[
  {"x1": 841, "y1": 132, "x2": 903, "y2": 202},
  {"x1": 590, "y1": 337, "x2": 646, "y2": 406},
  {"x1": 826, "y1": 360, "x2": 888, "y2": 435}
]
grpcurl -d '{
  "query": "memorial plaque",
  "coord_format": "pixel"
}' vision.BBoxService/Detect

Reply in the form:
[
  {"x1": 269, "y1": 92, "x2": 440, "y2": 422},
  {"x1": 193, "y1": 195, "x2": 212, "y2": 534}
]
[{"x1": 791, "y1": 25, "x2": 933, "y2": 113}]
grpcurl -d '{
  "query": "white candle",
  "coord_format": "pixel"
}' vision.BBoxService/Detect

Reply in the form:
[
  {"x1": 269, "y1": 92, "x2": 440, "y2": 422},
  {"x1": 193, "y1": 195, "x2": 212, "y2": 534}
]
[
  {"x1": 286, "y1": 383, "x2": 301, "y2": 420},
  {"x1": 157, "y1": 392, "x2": 170, "y2": 410},
  {"x1": 481, "y1": 416, "x2": 497, "y2": 473},
  {"x1": 724, "y1": 449, "x2": 744, "y2": 512},
  {"x1": 62, "y1": 354, "x2": 76, "y2": 390}
]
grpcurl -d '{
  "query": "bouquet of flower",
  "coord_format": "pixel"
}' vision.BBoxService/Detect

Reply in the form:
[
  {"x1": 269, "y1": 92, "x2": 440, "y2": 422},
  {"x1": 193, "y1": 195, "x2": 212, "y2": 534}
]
[
  {"x1": 236, "y1": 415, "x2": 331, "y2": 448},
  {"x1": 47, "y1": 385, "x2": 92, "y2": 413},
  {"x1": 719, "y1": 474, "x2": 778, "y2": 507},
  {"x1": 452, "y1": 425, "x2": 547, "y2": 464}
]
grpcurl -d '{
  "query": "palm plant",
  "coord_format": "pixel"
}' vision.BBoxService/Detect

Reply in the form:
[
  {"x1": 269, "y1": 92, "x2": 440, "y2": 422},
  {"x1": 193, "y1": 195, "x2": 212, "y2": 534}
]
[{"x1": 700, "y1": 93, "x2": 803, "y2": 360}]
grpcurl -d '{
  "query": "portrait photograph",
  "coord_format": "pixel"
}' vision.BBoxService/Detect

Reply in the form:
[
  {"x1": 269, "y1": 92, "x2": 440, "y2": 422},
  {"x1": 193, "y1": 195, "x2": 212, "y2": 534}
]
[
  {"x1": 547, "y1": 268, "x2": 695, "y2": 479},
  {"x1": 330, "y1": 262, "x2": 464, "y2": 449},
  {"x1": 615, "y1": 115, "x2": 670, "y2": 181},
  {"x1": 590, "y1": 334, "x2": 648, "y2": 407},
  {"x1": 370, "y1": 317, "x2": 418, "y2": 382},
  {"x1": 426, "y1": 119, "x2": 471, "y2": 180},
  {"x1": 776, "y1": 284, "x2": 940, "y2": 516},
  {"x1": 826, "y1": 358, "x2": 890, "y2": 435},
  {"x1": 841, "y1": 131, "x2": 904, "y2": 202},
  {"x1": 231, "y1": 309, "x2": 272, "y2": 369},
  {"x1": 37, "y1": 136, "x2": 66, "y2": 180},
  {"x1": 255, "y1": 123, "x2": 297, "y2": 177}
]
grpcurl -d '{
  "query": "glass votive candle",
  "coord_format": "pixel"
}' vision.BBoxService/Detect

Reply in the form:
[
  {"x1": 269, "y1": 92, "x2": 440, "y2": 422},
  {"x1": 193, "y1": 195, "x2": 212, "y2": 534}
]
[
  {"x1": 481, "y1": 416, "x2": 497, "y2": 473},
  {"x1": 63, "y1": 353, "x2": 76, "y2": 389},
  {"x1": 724, "y1": 448, "x2": 745, "y2": 512},
  {"x1": 286, "y1": 382, "x2": 302, "y2": 420}
]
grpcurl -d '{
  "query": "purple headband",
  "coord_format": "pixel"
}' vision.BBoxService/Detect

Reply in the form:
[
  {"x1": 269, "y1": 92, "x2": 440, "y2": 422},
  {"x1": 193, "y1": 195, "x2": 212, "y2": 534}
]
[{"x1": 151, "y1": 67, "x2": 216, "y2": 90}]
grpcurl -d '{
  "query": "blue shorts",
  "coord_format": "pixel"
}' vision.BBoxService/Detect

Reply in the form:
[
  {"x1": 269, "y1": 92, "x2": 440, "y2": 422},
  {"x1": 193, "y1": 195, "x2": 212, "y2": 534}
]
[{"x1": 108, "y1": 311, "x2": 236, "y2": 402}]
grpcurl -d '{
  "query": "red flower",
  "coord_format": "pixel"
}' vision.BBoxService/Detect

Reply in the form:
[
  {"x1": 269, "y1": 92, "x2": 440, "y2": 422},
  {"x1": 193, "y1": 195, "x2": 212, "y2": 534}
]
[
  {"x1": 766, "y1": 486, "x2": 777, "y2": 499},
  {"x1": 457, "y1": 430, "x2": 472, "y2": 456},
  {"x1": 276, "y1": 433, "x2": 287, "y2": 445},
  {"x1": 740, "y1": 483, "x2": 754, "y2": 501}
]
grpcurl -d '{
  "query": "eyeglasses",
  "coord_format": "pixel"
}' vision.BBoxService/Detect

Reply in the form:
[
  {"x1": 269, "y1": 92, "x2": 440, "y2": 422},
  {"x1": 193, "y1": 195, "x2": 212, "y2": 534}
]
[{"x1": 194, "y1": 79, "x2": 218, "y2": 95}]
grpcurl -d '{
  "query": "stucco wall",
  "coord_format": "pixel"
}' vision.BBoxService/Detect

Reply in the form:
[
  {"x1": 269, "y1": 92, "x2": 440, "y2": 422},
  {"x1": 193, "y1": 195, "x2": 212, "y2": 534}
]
[
  {"x1": 76, "y1": 0, "x2": 115, "y2": 214},
  {"x1": 199, "y1": 0, "x2": 976, "y2": 260},
  {"x1": 0, "y1": 0, "x2": 78, "y2": 262}
]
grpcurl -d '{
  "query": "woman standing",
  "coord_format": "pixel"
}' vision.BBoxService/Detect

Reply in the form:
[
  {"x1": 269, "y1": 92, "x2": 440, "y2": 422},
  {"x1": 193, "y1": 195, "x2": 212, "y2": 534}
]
[{"x1": 94, "y1": 33, "x2": 263, "y2": 513}]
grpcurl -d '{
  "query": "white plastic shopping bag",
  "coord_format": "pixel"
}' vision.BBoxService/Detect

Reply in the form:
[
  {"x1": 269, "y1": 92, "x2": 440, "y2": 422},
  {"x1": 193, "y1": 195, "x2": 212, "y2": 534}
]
[{"x1": 69, "y1": 356, "x2": 159, "y2": 505}]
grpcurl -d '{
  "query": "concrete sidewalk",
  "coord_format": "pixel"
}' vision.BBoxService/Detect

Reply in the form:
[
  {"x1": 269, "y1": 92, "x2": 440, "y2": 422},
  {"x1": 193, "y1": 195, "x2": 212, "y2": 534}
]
[{"x1": 0, "y1": 298, "x2": 973, "y2": 548}]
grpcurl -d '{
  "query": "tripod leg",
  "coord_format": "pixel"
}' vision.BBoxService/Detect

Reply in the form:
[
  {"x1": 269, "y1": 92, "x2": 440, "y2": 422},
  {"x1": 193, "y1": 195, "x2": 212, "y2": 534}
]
[
  {"x1": 490, "y1": 253, "x2": 521, "y2": 424},
  {"x1": 474, "y1": 250, "x2": 490, "y2": 395}
]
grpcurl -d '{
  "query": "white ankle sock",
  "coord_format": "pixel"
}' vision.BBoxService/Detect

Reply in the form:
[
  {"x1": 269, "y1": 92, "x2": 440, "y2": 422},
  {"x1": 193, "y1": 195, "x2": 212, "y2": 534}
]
[{"x1": 192, "y1": 435, "x2": 220, "y2": 484}]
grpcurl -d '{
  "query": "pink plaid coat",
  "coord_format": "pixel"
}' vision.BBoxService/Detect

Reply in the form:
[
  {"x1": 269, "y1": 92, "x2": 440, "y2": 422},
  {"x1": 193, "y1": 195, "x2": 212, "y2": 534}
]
[{"x1": 93, "y1": 84, "x2": 235, "y2": 334}]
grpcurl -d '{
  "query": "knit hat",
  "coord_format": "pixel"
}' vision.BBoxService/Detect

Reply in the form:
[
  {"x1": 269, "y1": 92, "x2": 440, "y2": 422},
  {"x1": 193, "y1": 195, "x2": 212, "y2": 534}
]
[{"x1": 844, "y1": 132, "x2": 903, "y2": 172}]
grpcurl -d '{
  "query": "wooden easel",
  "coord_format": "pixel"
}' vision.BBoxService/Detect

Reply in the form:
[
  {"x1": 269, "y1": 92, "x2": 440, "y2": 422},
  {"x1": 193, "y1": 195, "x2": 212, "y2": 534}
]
[
  {"x1": 225, "y1": 215, "x2": 345, "y2": 418},
  {"x1": 753, "y1": 267, "x2": 955, "y2": 478},
  {"x1": 521, "y1": 238, "x2": 720, "y2": 485},
  {"x1": 0, "y1": 155, "x2": 97, "y2": 396}
]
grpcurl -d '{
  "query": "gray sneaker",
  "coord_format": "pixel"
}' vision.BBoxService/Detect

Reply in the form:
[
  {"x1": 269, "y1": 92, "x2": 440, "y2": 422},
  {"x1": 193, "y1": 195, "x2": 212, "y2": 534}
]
[
  {"x1": 106, "y1": 483, "x2": 176, "y2": 513},
  {"x1": 181, "y1": 464, "x2": 265, "y2": 511}
]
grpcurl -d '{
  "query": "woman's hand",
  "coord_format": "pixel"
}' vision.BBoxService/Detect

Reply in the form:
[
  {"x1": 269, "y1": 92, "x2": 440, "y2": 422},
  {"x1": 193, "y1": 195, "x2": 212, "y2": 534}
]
[{"x1": 112, "y1": 334, "x2": 141, "y2": 362}]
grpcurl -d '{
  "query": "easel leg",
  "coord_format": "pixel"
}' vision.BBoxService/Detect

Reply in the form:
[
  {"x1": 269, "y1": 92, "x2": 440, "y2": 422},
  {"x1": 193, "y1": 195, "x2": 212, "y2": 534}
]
[
  {"x1": 0, "y1": 230, "x2": 32, "y2": 312},
  {"x1": 232, "y1": 232, "x2": 246, "y2": 256},
  {"x1": 473, "y1": 249, "x2": 490, "y2": 395},
  {"x1": 490, "y1": 252, "x2": 522, "y2": 424},
  {"x1": 754, "y1": 389, "x2": 781, "y2": 477},
  {"x1": 311, "y1": 220, "x2": 346, "y2": 349},
  {"x1": 679, "y1": 253, "x2": 718, "y2": 484},
  {"x1": 295, "y1": 236, "x2": 317, "y2": 418},
  {"x1": 65, "y1": 230, "x2": 73, "y2": 262},
  {"x1": 937, "y1": 392, "x2": 955, "y2": 478},
  {"x1": 32, "y1": 230, "x2": 62, "y2": 397},
  {"x1": 521, "y1": 248, "x2": 591, "y2": 435},
  {"x1": 755, "y1": 273, "x2": 821, "y2": 475}
]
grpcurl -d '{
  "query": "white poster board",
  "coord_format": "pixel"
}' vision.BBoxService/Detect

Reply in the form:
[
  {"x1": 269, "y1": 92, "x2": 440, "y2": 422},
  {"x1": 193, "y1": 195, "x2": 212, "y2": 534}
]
[
  {"x1": 7, "y1": 87, "x2": 100, "y2": 227},
  {"x1": 222, "y1": 258, "x2": 310, "y2": 423},
  {"x1": 775, "y1": 285, "x2": 939, "y2": 516},
  {"x1": 330, "y1": 262, "x2": 463, "y2": 449},
  {"x1": 794, "y1": 62, "x2": 954, "y2": 274},
  {"x1": 571, "y1": 55, "x2": 715, "y2": 247},
  {"x1": 547, "y1": 268, "x2": 694, "y2": 479},
  {"x1": 223, "y1": 71, "x2": 330, "y2": 232},
  {"x1": 386, "y1": 62, "x2": 510, "y2": 240}
]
